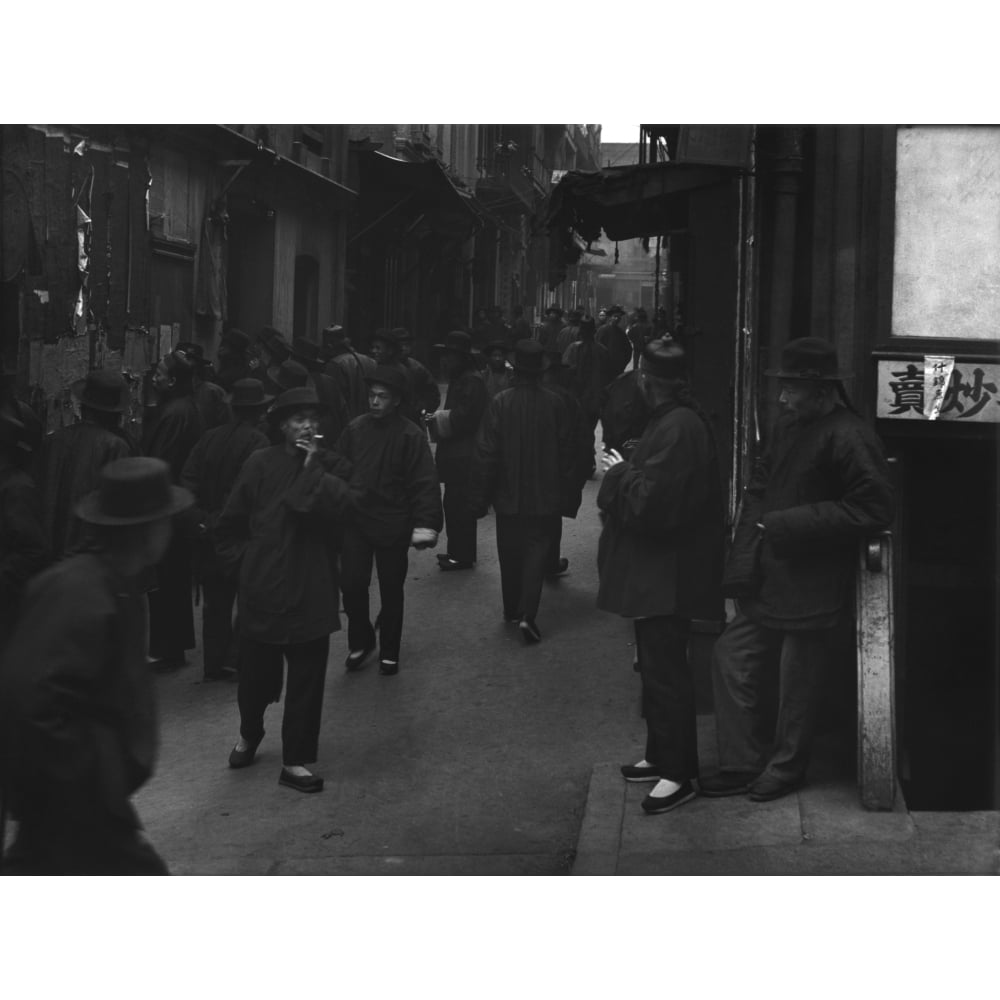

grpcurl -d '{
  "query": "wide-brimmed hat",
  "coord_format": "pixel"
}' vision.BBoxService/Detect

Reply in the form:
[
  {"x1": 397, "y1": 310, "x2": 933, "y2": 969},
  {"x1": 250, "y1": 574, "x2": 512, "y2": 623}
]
[
  {"x1": 764, "y1": 337, "x2": 852, "y2": 381},
  {"x1": 364, "y1": 365, "x2": 409, "y2": 398},
  {"x1": 545, "y1": 306, "x2": 564, "y2": 319},
  {"x1": 290, "y1": 337, "x2": 324, "y2": 371},
  {"x1": 260, "y1": 327, "x2": 292, "y2": 362},
  {"x1": 322, "y1": 324, "x2": 349, "y2": 346},
  {"x1": 512, "y1": 339, "x2": 547, "y2": 374},
  {"x1": 229, "y1": 378, "x2": 273, "y2": 410},
  {"x1": 72, "y1": 369, "x2": 127, "y2": 413},
  {"x1": 639, "y1": 339, "x2": 687, "y2": 380},
  {"x1": 221, "y1": 328, "x2": 251, "y2": 354},
  {"x1": 75, "y1": 457, "x2": 193, "y2": 526},
  {"x1": 268, "y1": 386, "x2": 328, "y2": 422},
  {"x1": 432, "y1": 330, "x2": 475, "y2": 356},
  {"x1": 391, "y1": 327, "x2": 413, "y2": 343},
  {"x1": 264, "y1": 359, "x2": 310, "y2": 396}
]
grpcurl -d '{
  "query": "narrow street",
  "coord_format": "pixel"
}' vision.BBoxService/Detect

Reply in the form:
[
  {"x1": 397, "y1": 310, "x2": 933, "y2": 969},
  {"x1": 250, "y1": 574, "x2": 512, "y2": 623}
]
[{"x1": 134, "y1": 457, "x2": 648, "y2": 875}]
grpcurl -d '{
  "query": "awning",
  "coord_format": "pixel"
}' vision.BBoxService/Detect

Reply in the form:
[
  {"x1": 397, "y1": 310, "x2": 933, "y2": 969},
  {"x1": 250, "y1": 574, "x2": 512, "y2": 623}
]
[{"x1": 352, "y1": 149, "x2": 480, "y2": 242}]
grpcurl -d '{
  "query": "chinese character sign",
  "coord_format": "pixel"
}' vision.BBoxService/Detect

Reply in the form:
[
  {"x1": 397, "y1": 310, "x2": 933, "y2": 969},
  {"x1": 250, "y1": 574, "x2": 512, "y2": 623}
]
[{"x1": 877, "y1": 358, "x2": 1000, "y2": 423}]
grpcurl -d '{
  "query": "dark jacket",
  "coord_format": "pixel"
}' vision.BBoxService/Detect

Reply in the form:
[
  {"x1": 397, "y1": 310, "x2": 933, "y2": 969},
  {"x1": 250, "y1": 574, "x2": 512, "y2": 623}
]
[
  {"x1": 215, "y1": 446, "x2": 353, "y2": 644},
  {"x1": 39, "y1": 421, "x2": 135, "y2": 560},
  {"x1": 596, "y1": 320, "x2": 631, "y2": 376},
  {"x1": 405, "y1": 356, "x2": 442, "y2": 414},
  {"x1": 0, "y1": 552, "x2": 155, "y2": 826},
  {"x1": 597, "y1": 395, "x2": 724, "y2": 621},
  {"x1": 563, "y1": 338, "x2": 615, "y2": 417},
  {"x1": 600, "y1": 370, "x2": 649, "y2": 454},
  {"x1": 725, "y1": 406, "x2": 895, "y2": 630},
  {"x1": 432, "y1": 369, "x2": 489, "y2": 480},
  {"x1": 142, "y1": 393, "x2": 206, "y2": 481},
  {"x1": 325, "y1": 349, "x2": 376, "y2": 419},
  {"x1": 544, "y1": 379, "x2": 594, "y2": 518},
  {"x1": 468, "y1": 381, "x2": 574, "y2": 517},
  {"x1": 335, "y1": 412, "x2": 443, "y2": 547},
  {"x1": 0, "y1": 459, "x2": 48, "y2": 642}
]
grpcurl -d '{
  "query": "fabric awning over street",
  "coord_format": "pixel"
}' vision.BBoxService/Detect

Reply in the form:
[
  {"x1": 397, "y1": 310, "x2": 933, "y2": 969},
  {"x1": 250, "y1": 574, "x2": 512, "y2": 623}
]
[{"x1": 355, "y1": 150, "x2": 480, "y2": 241}]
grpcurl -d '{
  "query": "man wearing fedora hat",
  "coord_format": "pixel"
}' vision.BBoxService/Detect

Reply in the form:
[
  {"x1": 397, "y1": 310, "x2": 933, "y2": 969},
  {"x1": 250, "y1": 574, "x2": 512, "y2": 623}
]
[
  {"x1": 38, "y1": 369, "x2": 137, "y2": 561},
  {"x1": 469, "y1": 340, "x2": 573, "y2": 642},
  {"x1": 181, "y1": 379, "x2": 272, "y2": 681},
  {"x1": 426, "y1": 330, "x2": 488, "y2": 572},
  {"x1": 0, "y1": 457, "x2": 192, "y2": 872},
  {"x1": 598, "y1": 339, "x2": 724, "y2": 815},
  {"x1": 216, "y1": 386, "x2": 354, "y2": 792},
  {"x1": 288, "y1": 337, "x2": 351, "y2": 446},
  {"x1": 596, "y1": 306, "x2": 631, "y2": 377},
  {"x1": 336, "y1": 365, "x2": 442, "y2": 675},
  {"x1": 703, "y1": 336, "x2": 895, "y2": 803},
  {"x1": 142, "y1": 349, "x2": 207, "y2": 671},
  {"x1": 322, "y1": 325, "x2": 375, "y2": 420}
]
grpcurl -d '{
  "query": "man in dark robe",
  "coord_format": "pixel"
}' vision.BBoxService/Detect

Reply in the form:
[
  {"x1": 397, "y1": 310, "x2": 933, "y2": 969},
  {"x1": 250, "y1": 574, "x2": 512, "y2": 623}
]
[
  {"x1": 426, "y1": 331, "x2": 488, "y2": 571},
  {"x1": 322, "y1": 325, "x2": 375, "y2": 420},
  {"x1": 562, "y1": 316, "x2": 615, "y2": 475},
  {"x1": 176, "y1": 341, "x2": 231, "y2": 430},
  {"x1": 336, "y1": 366, "x2": 442, "y2": 676},
  {"x1": 0, "y1": 457, "x2": 192, "y2": 872},
  {"x1": 395, "y1": 328, "x2": 441, "y2": 416},
  {"x1": 181, "y1": 379, "x2": 271, "y2": 681},
  {"x1": 215, "y1": 328, "x2": 261, "y2": 391},
  {"x1": 468, "y1": 340, "x2": 573, "y2": 643},
  {"x1": 536, "y1": 306, "x2": 565, "y2": 351},
  {"x1": 39, "y1": 369, "x2": 136, "y2": 561},
  {"x1": 597, "y1": 339, "x2": 724, "y2": 816},
  {"x1": 596, "y1": 306, "x2": 631, "y2": 377},
  {"x1": 289, "y1": 337, "x2": 352, "y2": 446},
  {"x1": 368, "y1": 329, "x2": 420, "y2": 425},
  {"x1": 142, "y1": 349, "x2": 206, "y2": 669}
]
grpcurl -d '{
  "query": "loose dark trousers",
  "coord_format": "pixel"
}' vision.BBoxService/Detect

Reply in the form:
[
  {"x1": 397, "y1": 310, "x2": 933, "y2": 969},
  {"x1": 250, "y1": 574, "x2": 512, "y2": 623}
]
[
  {"x1": 340, "y1": 531, "x2": 409, "y2": 662},
  {"x1": 544, "y1": 517, "x2": 564, "y2": 574},
  {"x1": 237, "y1": 634, "x2": 329, "y2": 766},
  {"x1": 496, "y1": 513, "x2": 559, "y2": 621},
  {"x1": 201, "y1": 569, "x2": 239, "y2": 676},
  {"x1": 634, "y1": 616, "x2": 698, "y2": 782},
  {"x1": 442, "y1": 468, "x2": 478, "y2": 563},
  {"x1": 147, "y1": 534, "x2": 196, "y2": 660},
  {"x1": 710, "y1": 610, "x2": 836, "y2": 783}
]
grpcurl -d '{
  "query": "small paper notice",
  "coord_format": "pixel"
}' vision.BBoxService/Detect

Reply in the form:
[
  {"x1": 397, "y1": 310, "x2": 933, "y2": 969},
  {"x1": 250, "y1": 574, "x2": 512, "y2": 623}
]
[{"x1": 923, "y1": 355, "x2": 955, "y2": 420}]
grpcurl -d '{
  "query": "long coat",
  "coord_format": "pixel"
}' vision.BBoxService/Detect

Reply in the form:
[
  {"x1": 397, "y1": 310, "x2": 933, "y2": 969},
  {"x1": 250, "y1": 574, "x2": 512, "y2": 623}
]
[
  {"x1": 432, "y1": 369, "x2": 488, "y2": 482},
  {"x1": 725, "y1": 406, "x2": 895, "y2": 630},
  {"x1": 597, "y1": 398, "x2": 724, "y2": 621}
]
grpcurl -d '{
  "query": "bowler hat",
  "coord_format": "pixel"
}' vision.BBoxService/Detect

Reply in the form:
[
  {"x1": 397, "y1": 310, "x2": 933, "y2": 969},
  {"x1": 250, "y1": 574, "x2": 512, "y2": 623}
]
[
  {"x1": 75, "y1": 457, "x2": 193, "y2": 526},
  {"x1": 639, "y1": 338, "x2": 687, "y2": 380},
  {"x1": 364, "y1": 365, "x2": 409, "y2": 398},
  {"x1": 392, "y1": 327, "x2": 413, "y2": 343},
  {"x1": 73, "y1": 369, "x2": 127, "y2": 413},
  {"x1": 229, "y1": 378, "x2": 273, "y2": 410},
  {"x1": 290, "y1": 337, "x2": 324, "y2": 371},
  {"x1": 268, "y1": 386, "x2": 328, "y2": 422},
  {"x1": 260, "y1": 327, "x2": 292, "y2": 362},
  {"x1": 221, "y1": 328, "x2": 251, "y2": 354},
  {"x1": 322, "y1": 325, "x2": 348, "y2": 346},
  {"x1": 264, "y1": 359, "x2": 310, "y2": 395},
  {"x1": 432, "y1": 330, "x2": 475, "y2": 356},
  {"x1": 764, "y1": 337, "x2": 852, "y2": 381},
  {"x1": 512, "y1": 339, "x2": 547, "y2": 374}
]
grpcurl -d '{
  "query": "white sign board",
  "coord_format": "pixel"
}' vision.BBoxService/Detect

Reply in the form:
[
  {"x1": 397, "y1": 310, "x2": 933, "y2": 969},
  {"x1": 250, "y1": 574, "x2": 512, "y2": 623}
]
[{"x1": 876, "y1": 357, "x2": 1000, "y2": 423}]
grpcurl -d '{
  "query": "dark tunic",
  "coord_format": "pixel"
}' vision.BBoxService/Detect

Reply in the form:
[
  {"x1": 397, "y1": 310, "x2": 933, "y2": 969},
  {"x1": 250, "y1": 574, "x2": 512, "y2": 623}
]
[
  {"x1": 335, "y1": 412, "x2": 442, "y2": 547},
  {"x1": 0, "y1": 552, "x2": 156, "y2": 830},
  {"x1": 536, "y1": 319, "x2": 564, "y2": 351},
  {"x1": 194, "y1": 380, "x2": 232, "y2": 430},
  {"x1": 39, "y1": 421, "x2": 135, "y2": 560},
  {"x1": 142, "y1": 393, "x2": 206, "y2": 480},
  {"x1": 544, "y1": 380, "x2": 594, "y2": 518},
  {"x1": 596, "y1": 321, "x2": 631, "y2": 376},
  {"x1": 725, "y1": 407, "x2": 895, "y2": 630},
  {"x1": 215, "y1": 446, "x2": 354, "y2": 645},
  {"x1": 405, "y1": 356, "x2": 442, "y2": 414},
  {"x1": 0, "y1": 459, "x2": 48, "y2": 643},
  {"x1": 433, "y1": 369, "x2": 489, "y2": 483},
  {"x1": 600, "y1": 370, "x2": 650, "y2": 453},
  {"x1": 597, "y1": 398, "x2": 724, "y2": 621},
  {"x1": 469, "y1": 382, "x2": 573, "y2": 517},
  {"x1": 563, "y1": 338, "x2": 615, "y2": 418},
  {"x1": 325, "y1": 350, "x2": 376, "y2": 420}
]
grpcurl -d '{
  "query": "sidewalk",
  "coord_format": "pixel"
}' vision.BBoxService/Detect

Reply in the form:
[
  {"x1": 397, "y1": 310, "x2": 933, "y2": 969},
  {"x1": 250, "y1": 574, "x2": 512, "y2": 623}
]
[{"x1": 573, "y1": 717, "x2": 1000, "y2": 875}]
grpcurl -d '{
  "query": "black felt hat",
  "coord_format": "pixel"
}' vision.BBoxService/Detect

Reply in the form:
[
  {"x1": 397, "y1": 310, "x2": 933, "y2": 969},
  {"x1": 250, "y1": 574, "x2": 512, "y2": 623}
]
[
  {"x1": 229, "y1": 378, "x2": 273, "y2": 410},
  {"x1": 512, "y1": 339, "x2": 547, "y2": 374},
  {"x1": 268, "y1": 386, "x2": 328, "y2": 422},
  {"x1": 73, "y1": 369, "x2": 127, "y2": 413},
  {"x1": 639, "y1": 338, "x2": 687, "y2": 380},
  {"x1": 764, "y1": 338, "x2": 852, "y2": 381},
  {"x1": 76, "y1": 457, "x2": 193, "y2": 526},
  {"x1": 431, "y1": 330, "x2": 476, "y2": 356},
  {"x1": 364, "y1": 365, "x2": 409, "y2": 398}
]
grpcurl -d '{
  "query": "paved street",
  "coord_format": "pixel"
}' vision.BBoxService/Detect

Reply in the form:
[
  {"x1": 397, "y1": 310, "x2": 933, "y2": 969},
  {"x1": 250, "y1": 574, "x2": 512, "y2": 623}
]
[{"x1": 133, "y1": 462, "x2": 651, "y2": 875}]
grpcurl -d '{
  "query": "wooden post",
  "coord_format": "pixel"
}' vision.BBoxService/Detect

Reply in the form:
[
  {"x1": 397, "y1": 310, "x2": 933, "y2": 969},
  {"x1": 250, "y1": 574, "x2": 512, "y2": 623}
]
[{"x1": 856, "y1": 531, "x2": 897, "y2": 810}]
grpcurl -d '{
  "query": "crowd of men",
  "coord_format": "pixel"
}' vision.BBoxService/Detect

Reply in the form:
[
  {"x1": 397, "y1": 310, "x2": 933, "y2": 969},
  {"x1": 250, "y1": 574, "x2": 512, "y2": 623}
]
[{"x1": 0, "y1": 301, "x2": 896, "y2": 870}]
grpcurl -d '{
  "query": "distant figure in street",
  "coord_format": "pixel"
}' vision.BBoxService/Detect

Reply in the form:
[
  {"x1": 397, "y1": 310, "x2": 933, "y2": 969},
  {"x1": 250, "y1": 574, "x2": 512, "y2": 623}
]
[
  {"x1": 142, "y1": 348, "x2": 206, "y2": 670},
  {"x1": 322, "y1": 324, "x2": 375, "y2": 420},
  {"x1": 38, "y1": 369, "x2": 137, "y2": 562},
  {"x1": 180, "y1": 378, "x2": 271, "y2": 681},
  {"x1": 216, "y1": 387, "x2": 353, "y2": 793},
  {"x1": 0, "y1": 457, "x2": 192, "y2": 873},
  {"x1": 395, "y1": 327, "x2": 442, "y2": 416},
  {"x1": 536, "y1": 306, "x2": 565, "y2": 351},
  {"x1": 483, "y1": 340, "x2": 515, "y2": 400},
  {"x1": 562, "y1": 315, "x2": 615, "y2": 474},
  {"x1": 596, "y1": 305, "x2": 631, "y2": 377},
  {"x1": 556, "y1": 308, "x2": 582, "y2": 354},
  {"x1": 0, "y1": 401, "x2": 47, "y2": 648},
  {"x1": 509, "y1": 304, "x2": 532, "y2": 342},
  {"x1": 176, "y1": 341, "x2": 231, "y2": 431},
  {"x1": 702, "y1": 338, "x2": 895, "y2": 803},
  {"x1": 426, "y1": 331, "x2": 488, "y2": 571},
  {"x1": 368, "y1": 329, "x2": 420, "y2": 424},
  {"x1": 599, "y1": 368, "x2": 649, "y2": 457},
  {"x1": 626, "y1": 308, "x2": 654, "y2": 370},
  {"x1": 469, "y1": 340, "x2": 573, "y2": 643},
  {"x1": 336, "y1": 366, "x2": 442, "y2": 676},
  {"x1": 214, "y1": 328, "x2": 261, "y2": 391},
  {"x1": 597, "y1": 339, "x2": 724, "y2": 816},
  {"x1": 289, "y1": 336, "x2": 352, "y2": 446}
]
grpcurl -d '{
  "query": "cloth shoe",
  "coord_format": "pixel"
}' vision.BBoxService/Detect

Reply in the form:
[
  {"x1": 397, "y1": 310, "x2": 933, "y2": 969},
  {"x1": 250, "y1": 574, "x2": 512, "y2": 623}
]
[
  {"x1": 640, "y1": 779, "x2": 697, "y2": 815},
  {"x1": 228, "y1": 734, "x2": 262, "y2": 769},
  {"x1": 438, "y1": 557, "x2": 474, "y2": 571},
  {"x1": 278, "y1": 768, "x2": 323, "y2": 793},
  {"x1": 620, "y1": 762, "x2": 661, "y2": 783},
  {"x1": 519, "y1": 618, "x2": 541, "y2": 644},
  {"x1": 379, "y1": 659, "x2": 399, "y2": 676},
  {"x1": 345, "y1": 644, "x2": 375, "y2": 672},
  {"x1": 747, "y1": 773, "x2": 803, "y2": 802},
  {"x1": 545, "y1": 558, "x2": 569, "y2": 578}
]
